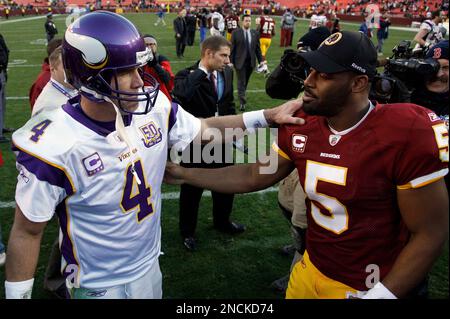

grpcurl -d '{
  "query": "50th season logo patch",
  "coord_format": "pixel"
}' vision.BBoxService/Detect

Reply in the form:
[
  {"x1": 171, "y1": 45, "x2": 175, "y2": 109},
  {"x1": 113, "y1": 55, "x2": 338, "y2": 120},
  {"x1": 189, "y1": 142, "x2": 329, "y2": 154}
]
[{"x1": 140, "y1": 122, "x2": 163, "y2": 148}]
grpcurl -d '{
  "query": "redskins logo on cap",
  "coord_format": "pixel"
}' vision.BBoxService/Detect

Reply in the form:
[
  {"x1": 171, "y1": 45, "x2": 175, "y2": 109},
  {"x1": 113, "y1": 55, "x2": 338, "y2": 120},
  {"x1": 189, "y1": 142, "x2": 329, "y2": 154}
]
[{"x1": 320, "y1": 32, "x2": 343, "y2": 47}]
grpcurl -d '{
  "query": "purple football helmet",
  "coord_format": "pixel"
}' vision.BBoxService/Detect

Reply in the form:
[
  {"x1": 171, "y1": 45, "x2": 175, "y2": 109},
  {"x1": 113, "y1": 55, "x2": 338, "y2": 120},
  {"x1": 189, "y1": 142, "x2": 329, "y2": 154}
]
[{"x1": 62, "y1": 11, "x2": 159, "y2": 115}]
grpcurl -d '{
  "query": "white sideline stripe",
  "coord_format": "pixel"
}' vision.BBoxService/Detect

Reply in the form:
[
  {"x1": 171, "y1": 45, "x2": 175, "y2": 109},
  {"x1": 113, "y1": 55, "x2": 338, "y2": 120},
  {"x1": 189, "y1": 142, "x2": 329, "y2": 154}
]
[
  {"x1": 6, "y1": 89, "x2": 267, "y2": 100},
  {"x1": 0, "y1": 15, "x2": 58, "y2": 25},
  {"x1": 8, "y1": 64, "x2": 42, "y2": 68},
  {"x1": 12, "y1": 49, "x2": 45, "y2": 52},
  {"x1": 295, "y1": 17, "x2": 421, "y2": 32},
  {"x1": 6, "y1": 97, "x2": 28, "y2": 100},
  {"x1": 0, "y1": 186, "x2": 279, "y2": 209}
]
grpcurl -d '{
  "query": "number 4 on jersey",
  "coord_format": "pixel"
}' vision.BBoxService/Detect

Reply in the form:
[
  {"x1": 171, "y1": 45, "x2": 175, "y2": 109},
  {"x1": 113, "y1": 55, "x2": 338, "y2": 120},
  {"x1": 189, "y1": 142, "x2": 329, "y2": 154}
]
[
  {"x1": 121, "y1": 160, "x2": 154, "y2": 223},
  {"x1": 30, "y1": 119, "x2": 52, "y2": 143}
]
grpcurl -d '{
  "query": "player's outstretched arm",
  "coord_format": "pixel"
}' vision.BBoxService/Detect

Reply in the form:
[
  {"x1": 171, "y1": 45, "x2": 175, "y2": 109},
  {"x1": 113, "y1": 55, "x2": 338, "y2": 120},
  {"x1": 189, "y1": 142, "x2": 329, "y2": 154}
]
[
  {"x1": 165, "y1": 150, "x2": 295, "y2": 194},
  {"x1": 4, "y1": 205, "x2": 47, "y2": 299},
  {"x1": 198, "y1": 99, "x2": 305, "y2": 143},
  {"x1": 413, "y1": 29, "x2": 428, "y2": 46},
  {"x1": 370, "y1": 179, "x2": 448, "y2": 299}
]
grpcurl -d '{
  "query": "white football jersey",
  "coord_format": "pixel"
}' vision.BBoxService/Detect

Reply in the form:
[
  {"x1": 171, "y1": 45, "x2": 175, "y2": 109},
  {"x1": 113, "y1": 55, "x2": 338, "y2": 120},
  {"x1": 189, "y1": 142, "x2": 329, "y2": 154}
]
[
  {"x1": 32, "y1": 79, "x2": 78, "y2": 116},
  {"x1": 310, "y1": 14, "x2": 327, "y2": 29},
  {"x1": 211, "y1": 12, "x2": 225, "y2": 32},
  {"x1": 12, "y1": 93, "x2": 201, "y2": 289}
]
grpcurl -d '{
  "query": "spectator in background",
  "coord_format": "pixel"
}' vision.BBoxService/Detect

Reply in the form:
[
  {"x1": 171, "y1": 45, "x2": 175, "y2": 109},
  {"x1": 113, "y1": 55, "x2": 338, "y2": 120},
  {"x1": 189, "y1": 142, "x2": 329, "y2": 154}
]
[
  {"x1": 256, "y1": 8, "x2": 276, "y2": 63},
  {"x1": 230, "y1": 14, "x2": 265, "y2": 111},
  {"x1": 174, "y1": 8, "x2": 187, "y2": 58},
  {"x1": 326, "y1": 13, "x2": 340, "y2": 34},
  {"x1": 359, "y1": 18, "x2": 372, "y2": 38},
  {"x1": 142, "y1": 34, "x2": 175, "y2": 100},
  {"x1": 197, "y1": 8, "x2": 209, "y2": 43},
  {"x1": 413, "y1": 10, "x2": 444, "y2": 53},
  {"x1": 186, "y1": 8, "x2": 198, "y2": 46},
  {"x1": 29, "y1": 39, "x2": 62, "y2": 111},
  {"x1": 210, "y1": 7, "x2": 225, "y2": 37},
  {"x1": 224, "y1": 7, "x2": 240, "y2": 42},
  {"x1": 309, "y1": 10, "x2": 327, "y2": 30},
  {"x1": 1, "y1": 32, "x2": 12, "y2": 143},
  {"x1": 173, "y1": 36, "x2": 243, "y2": 251},
  {"x1": 45, "y1": 13, "x2": 58, "y2": 43},
  {"x1": 280, "y1": 8, "x2": 297, "y2": 47},
  {"x1": 376, "y1": 14, "x2": 391, "y2": 56},
  {"x1": 31, "y1": 46, "x2": 77, "y2": 116},
  {"x1": 154, "y1": 5, "x2": 167, "y2": 26}
]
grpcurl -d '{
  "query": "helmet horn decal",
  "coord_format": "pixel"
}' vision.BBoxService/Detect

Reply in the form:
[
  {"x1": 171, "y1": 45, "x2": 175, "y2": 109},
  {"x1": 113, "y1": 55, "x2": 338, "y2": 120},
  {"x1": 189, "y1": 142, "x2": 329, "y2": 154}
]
[{"x1": 65, "y1": 28, "x2": 108, "y2": 69}]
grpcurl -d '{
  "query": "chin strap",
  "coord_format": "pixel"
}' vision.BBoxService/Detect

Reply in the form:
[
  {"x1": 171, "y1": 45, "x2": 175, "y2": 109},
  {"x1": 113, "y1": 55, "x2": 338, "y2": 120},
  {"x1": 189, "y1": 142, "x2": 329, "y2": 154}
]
[{"x1": 105, "y1": 97, "x2": 142, "y2": 185}]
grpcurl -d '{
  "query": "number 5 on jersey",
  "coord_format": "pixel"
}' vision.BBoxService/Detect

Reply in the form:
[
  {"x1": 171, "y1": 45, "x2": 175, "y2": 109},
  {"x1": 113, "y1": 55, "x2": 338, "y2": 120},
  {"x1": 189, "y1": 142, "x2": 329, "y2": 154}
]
[
  {"x1": 121, "y1": 160, "x2": 154, "y2": 223},
  {"x1": 432, "y1": 123, "x2": 449, "y2": 162},
  {"x1": 305, "y1": 160, "x2": 349, "y2": 234}
]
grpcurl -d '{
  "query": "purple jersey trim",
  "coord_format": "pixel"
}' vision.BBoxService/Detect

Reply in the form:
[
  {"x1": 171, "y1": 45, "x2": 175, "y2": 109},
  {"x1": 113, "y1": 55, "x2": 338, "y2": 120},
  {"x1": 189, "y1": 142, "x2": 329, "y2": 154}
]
[
  {"x1": 56, "y1": 200, "x2": 80, "y2": 280},
  {"x1": 12, "y1": 143, "x2": 75, "y2": 196},
  {"x1": 62, "y1": 96, "x2": 133, "y2": 137},
  {"x1": 168, "y1": 102, "x2": 179, "y2": 132},
  {"x1": 63, "y1": 99, "x2": 114, "y2": 137}
]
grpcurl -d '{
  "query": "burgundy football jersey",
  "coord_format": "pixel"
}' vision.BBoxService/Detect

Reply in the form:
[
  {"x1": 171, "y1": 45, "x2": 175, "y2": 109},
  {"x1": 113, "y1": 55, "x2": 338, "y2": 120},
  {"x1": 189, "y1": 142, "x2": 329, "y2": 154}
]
[
  {"x1": 225, "y1": 14, "x2": 239, "y2": 33},
  {"x1": 259, "y1": 15, "x2": 275, "y2": 39},
  {"x1": 275, "y1": 103, "x2": 449, "y2": 290}
]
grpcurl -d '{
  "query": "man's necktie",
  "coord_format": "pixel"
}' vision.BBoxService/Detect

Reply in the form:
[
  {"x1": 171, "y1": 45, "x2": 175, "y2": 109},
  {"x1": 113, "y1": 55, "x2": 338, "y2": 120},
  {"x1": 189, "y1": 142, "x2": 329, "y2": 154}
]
[{"x1": 210, "y1": 73, "x2": 217, "y2": 95}]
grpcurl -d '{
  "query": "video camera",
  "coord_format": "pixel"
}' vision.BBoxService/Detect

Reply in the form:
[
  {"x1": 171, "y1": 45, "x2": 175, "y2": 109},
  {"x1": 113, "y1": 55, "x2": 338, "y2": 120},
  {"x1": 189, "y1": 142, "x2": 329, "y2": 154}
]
[
  {"x1": 265, "y1": 48, "x2": 311, "y2": 99},
  {"x1": 370, "y1": 40, "x2": 440, "y2": 103}
]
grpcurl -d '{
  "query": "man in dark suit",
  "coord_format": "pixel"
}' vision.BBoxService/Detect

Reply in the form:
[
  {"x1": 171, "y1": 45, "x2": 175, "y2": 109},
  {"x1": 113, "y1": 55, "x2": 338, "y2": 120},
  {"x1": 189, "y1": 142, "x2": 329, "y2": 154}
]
[
  {"x1": 173, "y1": 36, "x2": 245, "y2": 251},
  {"x1": 185, "y1": 8, "x2": 198, "y2": 46},
  {"x1": 231, "y1": 14, "x2": 265, "y2": 111},
  {"x1": 173, "y1": 8, "x2": 187, "y2": 58},
  {"x1": 44, "y1": 13, "x2": 58, "y2": 43}
]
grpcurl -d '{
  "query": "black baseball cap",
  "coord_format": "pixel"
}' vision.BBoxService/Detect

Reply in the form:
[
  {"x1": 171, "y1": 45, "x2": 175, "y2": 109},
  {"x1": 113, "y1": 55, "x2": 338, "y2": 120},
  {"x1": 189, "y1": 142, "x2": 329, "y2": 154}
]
[
  {"x1": 299, "y1": 31, "x2": 377, "y2": 78},
  {"x1": 297, "y1": 26, "x2": 331, "y2": 50}
]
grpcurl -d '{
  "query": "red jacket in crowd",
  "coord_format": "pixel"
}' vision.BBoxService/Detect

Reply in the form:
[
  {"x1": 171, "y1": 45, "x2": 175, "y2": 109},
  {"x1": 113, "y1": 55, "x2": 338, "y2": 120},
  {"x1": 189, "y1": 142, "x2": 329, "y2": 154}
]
[{"x1": 29, "y1": 59, "x2": 50, "y2": 110}]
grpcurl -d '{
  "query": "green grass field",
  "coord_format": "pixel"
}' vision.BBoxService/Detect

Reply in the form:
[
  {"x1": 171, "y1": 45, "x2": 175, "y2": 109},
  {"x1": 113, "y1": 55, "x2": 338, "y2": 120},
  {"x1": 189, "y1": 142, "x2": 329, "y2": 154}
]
[{"x1": 0, "y1": 12, "x2": 448, "y2": 299}]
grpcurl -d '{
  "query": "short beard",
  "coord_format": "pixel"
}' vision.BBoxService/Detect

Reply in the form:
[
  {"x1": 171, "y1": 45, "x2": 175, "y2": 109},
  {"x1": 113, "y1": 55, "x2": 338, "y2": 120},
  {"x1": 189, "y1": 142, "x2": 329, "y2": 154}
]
[{"x1": 303, "y1": 87, "x2": 351, "y2": 117}]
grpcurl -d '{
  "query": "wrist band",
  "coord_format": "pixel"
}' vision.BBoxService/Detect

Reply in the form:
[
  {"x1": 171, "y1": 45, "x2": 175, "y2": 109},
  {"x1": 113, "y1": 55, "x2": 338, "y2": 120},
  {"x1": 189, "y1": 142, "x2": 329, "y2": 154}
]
[
  {"x1": 362, "y1": 282, "x2": 397, "y2": 299},
  {"x1": 5, "y1": 278, "x2": 34, "y2": 299},
  {"x1": 242, "y1": 110, "x2": 268, "y2": 133}
]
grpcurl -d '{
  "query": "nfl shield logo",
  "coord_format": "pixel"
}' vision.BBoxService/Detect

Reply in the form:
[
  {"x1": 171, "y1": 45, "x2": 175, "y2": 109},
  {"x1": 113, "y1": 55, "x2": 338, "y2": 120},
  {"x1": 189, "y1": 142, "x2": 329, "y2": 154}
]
[{"x1": 329, "y1": 134, "x2": 341, "y2": 146}]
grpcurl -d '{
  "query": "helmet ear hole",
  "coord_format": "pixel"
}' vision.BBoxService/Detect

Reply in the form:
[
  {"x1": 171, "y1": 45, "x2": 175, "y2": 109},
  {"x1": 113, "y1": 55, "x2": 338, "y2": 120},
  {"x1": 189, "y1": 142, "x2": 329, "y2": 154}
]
[{"x1": 87, "y1": 75, "x2": 112, "y2": 96}]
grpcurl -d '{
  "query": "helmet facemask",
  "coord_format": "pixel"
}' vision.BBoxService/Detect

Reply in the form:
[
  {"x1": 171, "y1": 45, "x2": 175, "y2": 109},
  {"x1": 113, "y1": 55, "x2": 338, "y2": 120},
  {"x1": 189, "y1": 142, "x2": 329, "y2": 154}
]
[{"x1": 86, "y1": 64, "x2": 160, "y2": 115}]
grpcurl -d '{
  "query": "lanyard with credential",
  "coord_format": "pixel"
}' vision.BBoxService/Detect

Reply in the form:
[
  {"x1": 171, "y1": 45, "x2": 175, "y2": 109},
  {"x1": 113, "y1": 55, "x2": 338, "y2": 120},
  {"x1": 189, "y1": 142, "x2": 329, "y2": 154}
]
[{"x1": 50, "y1": 79, "x2": 75, "y2": 99}]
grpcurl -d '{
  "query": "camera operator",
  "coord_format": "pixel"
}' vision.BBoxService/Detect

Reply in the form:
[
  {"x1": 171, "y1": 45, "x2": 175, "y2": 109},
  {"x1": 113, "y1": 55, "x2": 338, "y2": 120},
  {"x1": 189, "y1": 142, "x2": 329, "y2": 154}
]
[
  {"x1": 265, "y1": 27, "x2": 331, "y2": 100},
  {"x1": 370, "y1": 39, "x2": 442, "y2": 104},
  {"x1": 411, "y1": 40, "x2": 449, "y2": 120}
]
